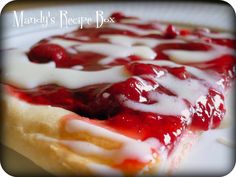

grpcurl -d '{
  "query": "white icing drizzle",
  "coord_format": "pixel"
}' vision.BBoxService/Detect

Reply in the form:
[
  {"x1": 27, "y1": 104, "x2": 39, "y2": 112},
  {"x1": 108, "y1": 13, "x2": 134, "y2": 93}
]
[
  {"x1": 165, "y1": 50, "x2": 215, "y2": 63},
  {"x1": 66, "y1": 47, "x2": 78, "y2": 54},
  {"x1": 71, "y1": 65, "x2": 84, "y2": 70},
  {"x1": 77, "y1": 36, "x2": 90, "y2": 41},
  {"x1": 3, "y1": 18, "x2": 234, "y2": 175},
  {"x1": 101, "y1": 34, "x2": 185, "y2": 47},
  {"x1": 117, "y1": 66, "x2": 210, "y2": 122},
  {"x1": 4, "y1": 49, "x2": 223, "y2": 120},
  {"x1": 65, "y1": 119, "x2": 155, "y2": 163},
  {"x1": 120, "y1": 18, "x2": 168, "y2": 31},
  {"x1": 138, "y1": 60, "x2": 223, "y2": 91},
  {"x1": 3, "y1": 49, "x2": 128, "y2": 89},
  {"x1": 118, "y1": 59, "x2": 222, "y2": 122},
  {"x1": 180, "y1": 35, "x2": 199, "y2": 41},
  {"x1": 164, "y1": 45, "x2": 235, "y2": 64},
  {"x1": 202, "y1": 32, "x2": 235, "y2": 39},
  {"x1": 119, "y1": 93, "x2": 190, "y2": 118},
  {"x1": 75, "y1": 43, "x2": 156, "y2": 64},
  {"x1": 34, "y1": 133, "x2": 123, "y2": 175},
  {"x1": 75, "y1": 43, "x2": 156, "y2": 59},
  {"x1": 35, "y1": 121, "x2": 159, "y2": 173},
  {"x1": 4, "y1": 49, "x2": 222, "y2": 120},
  {"x1": 108, "y1": 23, "x2": 162, "y2": 35},
  {"x1": 62, "y1": 139, "x2": 153, "y2": 164},
  {"x1": 48, "y1": 38, "x2": 81, "y2": 48},
  {"x1": 155, "y1": 73, "x2": 209, "y2": 105},
  {"x1": 98, "y1": 57, "x2": 121, "y2": 65},
  {"x1": 65, "y1": 33, "x2": 91, "y2": 41}
]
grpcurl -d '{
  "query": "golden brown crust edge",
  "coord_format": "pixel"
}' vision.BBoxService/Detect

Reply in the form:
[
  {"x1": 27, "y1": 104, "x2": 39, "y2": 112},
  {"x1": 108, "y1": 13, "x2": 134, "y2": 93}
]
[
  {"x1": 1, "y1": 91, "x2": 209, "y2": 176},
  {"x1": 2, "y1": 92, "x2": 163, "y2": 176},
  {"x1": 1, "y1": 93, "x2": 110, "y2": 176}
]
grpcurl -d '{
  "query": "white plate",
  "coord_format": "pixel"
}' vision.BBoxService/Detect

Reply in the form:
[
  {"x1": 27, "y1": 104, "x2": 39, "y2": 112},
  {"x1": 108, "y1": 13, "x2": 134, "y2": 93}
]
[{"x1": 1, "y1": 2, "x2": 235, "y2": 176}]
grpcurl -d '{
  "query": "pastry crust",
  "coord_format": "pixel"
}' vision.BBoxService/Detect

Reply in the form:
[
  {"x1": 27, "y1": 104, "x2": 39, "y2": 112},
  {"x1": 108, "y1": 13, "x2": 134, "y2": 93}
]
[
  {"x1": 1, "y1": 15, "x2": 233, "y2": 176},
  {"x1": 2, "y1": 91, "x2": 204, "y2": 176},
  {"x1": 2, "y1": 92, "x2": 159, "y2": 176},
  {"x1": 2, "y1": 93, "x2": 89, "y2": 176}
]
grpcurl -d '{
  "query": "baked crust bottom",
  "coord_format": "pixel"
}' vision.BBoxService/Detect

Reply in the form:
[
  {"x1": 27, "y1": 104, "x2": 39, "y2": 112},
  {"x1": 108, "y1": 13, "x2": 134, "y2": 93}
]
[
  {"x1": 2, "y1": 91, "x2": 204, "y2": 176},
  {"x1": 2, "y1": 93, "x2": 151, "y2": 176},
  {"x1": 2, "y1": 94, "x2": 85, "y2": 176}
]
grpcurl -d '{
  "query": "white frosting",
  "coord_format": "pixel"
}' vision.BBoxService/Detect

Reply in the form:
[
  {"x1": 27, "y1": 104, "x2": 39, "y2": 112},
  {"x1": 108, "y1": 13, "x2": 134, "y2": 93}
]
[
  {"x1": 117, "y1": 67, "x2": 210, "y2": 122},
  {"x1": 62, "y1": 140, "x2": 112, "y2": 157},
  {"x1": 66, "y1": 47, "x2": 78, "y2": 54},
  {"x1": 156, "y1": 73, "x2": 209, "y2": 105},
  {"x1": 3, "y1": 49, "x2": 128, "y2": 89},
  {"x1": 71, "y1": 65, "x2": 84, "y2": 70},
  {"x1": 108, "y1": 23, "x2": 162, "y2": 35},
  {"x1": 202, "y1": 32, "x2": 235, "y2": 39},
  {"x1": 3, "y1": 18, "x2": 234, "y2": 175},
  {"x1": 116, "y1": 59, "x2": 223, "y2": 122},
  {"x1": 139, "y1": 60, "x2": 221, "y2": 90},
  {"x1": 3, "y1": 49, "x2": 222, "y2": 119},
  {"x1": 4, "y1": 48, "x2": 222, "y2": 121},
  {"x1": 65, "y1": 33, "x2": 91, "y2": 41},
  {"x1": 164, "y1": 45, "x2": 235, "y2": 64},
  {"x1": 165, "y1": 50, "x2": 215, "y2": 63},
  {"x1": 98, "y1": 57, "x2": 121, "y2": 65},
  {"x1": 36, "y1": 119, "x2": 161, "y2": 173},
  {"x1": 120, "y1": 93, "x2": 190, "y2": 118},
  {"x1": 34, "y1": 133, "x2": 123, "y2": 175},
  {"x1": 66, "y1": 119, "x2": 155, "y2": 163},
  {"x1": 75, "y1": 43, "x2": 156, "y2": 59},
  {"x1": 75, "y1": 43, "x2": 156, "y2": 65},
  {"x1": 48, "y1": 38, "x2": 81, "y2": 48},
  {"x1": 119, "y1": 18, "x2": 168, "y2": 31},
  {"x1": 139, "y1": 61, "x2": 215, "y2": 105},
  {"x1": 101, "y1": 34, "x2": 184, "y2": 47}
]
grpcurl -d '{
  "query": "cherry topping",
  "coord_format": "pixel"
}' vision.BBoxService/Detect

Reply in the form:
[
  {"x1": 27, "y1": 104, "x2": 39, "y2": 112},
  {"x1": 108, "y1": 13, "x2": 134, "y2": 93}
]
[
  {"x1": 184, "y1": 43, "x2": 212, "y2": 51},
  {"x1": 8, "y1": 16, "x2": 234, "y2": 154},
  {"x1": 28, "y1": 43, "x2": 69, "y2": 66},
  {"x1": 110, "y1": 12, "x2": 127, "y2": 22},
  {"x1": 108, "y1": 78, "x2": 145, "y2": 102},
  {"x1": 211, "y1": 38, "x2": 236, "y2": 49},
  {"x1": 167, "y1": 66, "x2": 190, "y2": 80},
  {"x1": 126, "y1": 63, "x2": 165, "y2": 76},
  {"x1": 179, "y1": 29, "x2": 190, "y2": 36},
  {"x1": 164, "y1": 25, "x2": 179, "y2": 38},
  {"x1": 107, "y1": 110, "x2": 186, "y2": 148},
  {"x1": 191, "y1": 89, "x2": 225, "y2": 130}
]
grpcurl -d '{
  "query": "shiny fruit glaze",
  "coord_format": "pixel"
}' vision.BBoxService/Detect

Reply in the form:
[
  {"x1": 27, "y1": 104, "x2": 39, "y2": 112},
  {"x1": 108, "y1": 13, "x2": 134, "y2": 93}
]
[{"x1": 7, "y1": 12, "x2": 235, "y2": 154}]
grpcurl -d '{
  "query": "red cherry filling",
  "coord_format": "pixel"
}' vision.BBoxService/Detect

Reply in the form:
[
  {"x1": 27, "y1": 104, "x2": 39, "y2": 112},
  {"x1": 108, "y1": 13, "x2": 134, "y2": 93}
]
[
  {"x1": 110, "y1": 12, "x2": 137, "y2": 23},
  {"x1": 211, "y1": 38, "x2": 236, "y2": 49},
  {"x1": 125, "y1": 63, "x2": 165, "y2": 76},
  {"x1": 106, "y1": 110, "x2": 186, "y2": 149},
  {"x1": 28, "y1": 43, "x2": 107, "y2": 70},
  {"x1": 7, "y1": 18, "x2": 235, "y2": 155},
  {"x1": 154, "y1": 42, "x2": 212, "y2": 60},
  {"x1": 164, "y1": 25, "x2": 179, "y2": 39},
  {"x1": 191, "y1": 89, "x2": 225, "y2": 130},
  {"x1": 179, "y1": 29, "x2": 190, "y2": 36},
  {"x1": 7, "y1": 60, "x2": 226, "y2": 134},
  {"x1": 167, "y1": 66, "x2": 190, "y2": 80},
  {"x1": 28, "y1": 43, "x2": 69, "y2": 65},
  {"x1": 108, "y1": 78, "x2": 146, "y2": 102}
]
